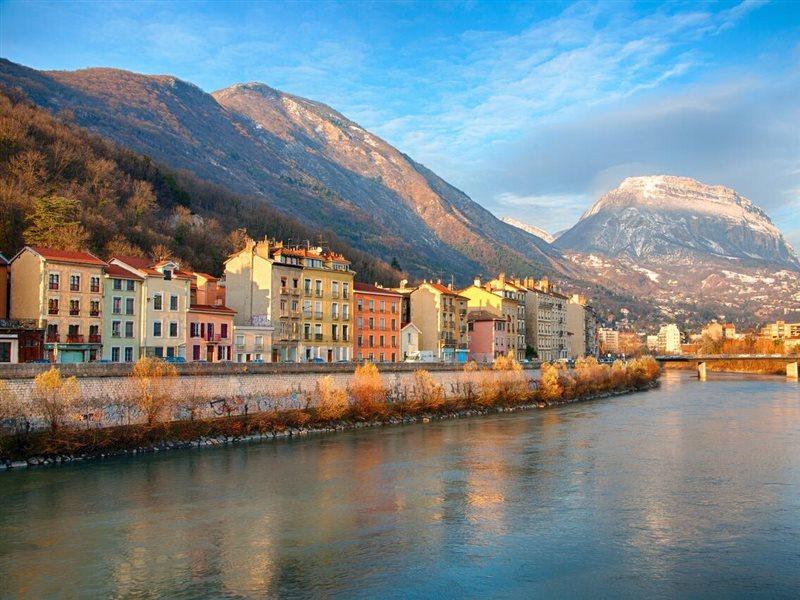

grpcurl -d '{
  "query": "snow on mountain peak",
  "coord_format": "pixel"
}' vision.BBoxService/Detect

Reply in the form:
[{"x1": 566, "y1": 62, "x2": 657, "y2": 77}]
[{"x1": 501, "y1": 217, "x2": 555, "y2": 243}]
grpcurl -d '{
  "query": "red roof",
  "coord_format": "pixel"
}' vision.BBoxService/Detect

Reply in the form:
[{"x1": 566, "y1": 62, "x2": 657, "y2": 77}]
[
  {"x1": 111, "y1": 256, "x2": 192, "y2": 279},
  {"x1": 427, "y1": 281, "x2": 465, "y2": 297},
  {"x1": 193, "y1": 272, "x2": 218, "y2": 281},
  {"x1": 188, "y1": 304, "x2": 236, "y2": 314},
  {"x1": 104, "y1": 263, "x2": 143, "y2": 280},
  {"x1": 29, "y1": 246, "x2": 106, "y2": 266},
  {"x1": 354, "y1": 282, "x2": 401, "y2": 296}
]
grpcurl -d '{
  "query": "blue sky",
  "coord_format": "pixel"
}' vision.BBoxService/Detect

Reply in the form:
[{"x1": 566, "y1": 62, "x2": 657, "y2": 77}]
[{"x1": 2, "y1": 0, "x2": 799, "y2": 246}]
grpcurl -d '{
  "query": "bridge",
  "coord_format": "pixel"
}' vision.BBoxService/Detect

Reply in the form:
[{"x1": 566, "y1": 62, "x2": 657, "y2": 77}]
[{"x1": 655, "y1": 355, "x2": 799, "y2": 381}]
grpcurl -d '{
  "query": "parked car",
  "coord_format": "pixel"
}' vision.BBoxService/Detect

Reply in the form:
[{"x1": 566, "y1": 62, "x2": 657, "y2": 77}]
[
  {"x1": 310, "y1": 357, "x2": 326, "y2": 364},
  {"x1": 30, "y1": 359, "x2": 51, "y2": 364},
  {"x1": 164, "y1": 356, "x2": 186, "y2": 364},
  {"x1": 250, "y1": 359, "x2": 265, "y2": 364}
]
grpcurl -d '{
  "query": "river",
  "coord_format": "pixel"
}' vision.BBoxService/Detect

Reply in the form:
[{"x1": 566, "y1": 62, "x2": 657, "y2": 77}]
[{"x1": 1, "y1": 371, "x2": 799, "y2": 598}]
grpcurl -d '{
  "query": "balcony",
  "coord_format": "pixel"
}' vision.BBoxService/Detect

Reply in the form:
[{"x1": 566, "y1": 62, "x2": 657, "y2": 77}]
[
  {"x1": 90, "y1": 310, "x2": 100, "y2": 317},
  {"x1": 90, "y1": 285, "x2": 100, "y2": 293},
  {"x1": 314, "y1": 333, "x2": 323, "y2": 341},
  {"x1": 331, "y1": 291, "x2": 340, "y2": 299},
  {"x1": 314, "y1": 289, "x2": 323, "y2": 298},
  {"x1": 48, "y1": 308, "x2": 59, "y2": 315},
  {"x1": 313, "y1": 311, "x2": 323, "y2": 320},
  {"x1": 303, "y1": 288, "x2": 312, "y2": 297},
  {"x1": 69, "y1": 309, "x2": 80, "y2": 316},
  {"x1": 89, "y1": 334, "x2": 101, "y2": 344},
  {"x1": 331, "y1": 313, "x2": 340, "y2": 320},
  {"x1": 66, "y1": 334, "x2": 84, "y2": 343},
  {"x1": 303, "y1": 333, "x2": 312, "y2": 341},
  {"x1": 49, "y1": 282, "x2": 59, "y2": 291},
  {"x1": 46, "y1": 333, "x2": 60, "y2": 343},
  {"x1": 205, "y1": 334, "x2": 222, "y2": 344},
  {"x1": 280, "y1": 287, "x2": 290, "y2": 295},
  {"x1": 70, "y1": 284, "x2": 80, "y2": 292},
  {"x1": 290, "y1": 288, "x2": 301, "y2": 296}
]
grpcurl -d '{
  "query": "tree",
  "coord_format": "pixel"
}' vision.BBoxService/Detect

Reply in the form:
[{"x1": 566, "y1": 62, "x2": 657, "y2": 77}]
[
  {"x1": 131, "y1": 357, "x2": 178, "y2": 425},
  {"x1": 390, "y1": 257, "x2": 402, "y2": 272},
  {"x1": 32, "y1": 367, "x2": 80, "y2": 430},
  {"x1": 24, "y1": 195, "x2": 89, "y2": 250}
]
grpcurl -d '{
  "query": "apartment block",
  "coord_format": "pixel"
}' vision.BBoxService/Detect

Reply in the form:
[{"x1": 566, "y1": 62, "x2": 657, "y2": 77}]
[
  {"x1": 102, "y1": 262, "x2": 143, "y2": 363},
  {"x1": 408, "y1": 281, "x2": 468, "y2": 362},
  {"x1": 10, "y1": 246, "x2": 106, "y2": 363},
  {"x1": 353, "y1": 282, "x2": 401, "y2": 362},
  {"x1": 187, "y1": 273, "x2": 235, "y2": 362}
]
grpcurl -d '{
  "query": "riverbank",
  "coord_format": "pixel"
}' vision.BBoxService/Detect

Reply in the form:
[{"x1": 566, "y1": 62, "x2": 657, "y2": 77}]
[
  {"x1": 0, "y1": 357, "x2": 661, "y2": 469},
  {"x1": 663, "y1": 360, "x2": 796, "y2": 376}
]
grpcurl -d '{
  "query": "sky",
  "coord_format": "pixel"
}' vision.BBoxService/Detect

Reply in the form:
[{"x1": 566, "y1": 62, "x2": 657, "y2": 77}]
[{"x1": 2, "y1": 0, "x2": 799, "y2": 246}]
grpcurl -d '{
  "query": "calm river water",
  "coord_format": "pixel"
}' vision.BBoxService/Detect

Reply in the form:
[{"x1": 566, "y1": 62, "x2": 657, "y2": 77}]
[{"x1": 1, "y1": 371, "x2": 799, "y2": 598}]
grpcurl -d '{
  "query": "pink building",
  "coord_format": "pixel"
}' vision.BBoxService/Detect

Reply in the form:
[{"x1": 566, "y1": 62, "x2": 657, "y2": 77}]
[
  {"x1": 187, "y1": 273, "x2": 235, "y2": 362},
  {"x1": 467, "y1": 310, "x2": 509, "y2": 363}
]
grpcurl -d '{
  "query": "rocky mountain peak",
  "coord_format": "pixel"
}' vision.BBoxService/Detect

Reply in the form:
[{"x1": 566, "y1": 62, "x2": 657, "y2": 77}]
[{"x1": 559, "y1": 175, "x2": 798, "y2": 268}]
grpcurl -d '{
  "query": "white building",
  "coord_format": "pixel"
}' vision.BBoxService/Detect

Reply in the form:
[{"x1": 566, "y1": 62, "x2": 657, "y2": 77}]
[{"x1": 657, "y1": 324, "x2": 682, "y2": 354}]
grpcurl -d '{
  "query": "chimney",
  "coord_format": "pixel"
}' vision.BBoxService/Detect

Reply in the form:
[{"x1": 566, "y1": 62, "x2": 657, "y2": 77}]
[
  {"x1": 498, "y1": 272, "x2": 505, "y2": 284},
  {"x1": 473, "y1": 277, "x2": 481, "y2": 287},
  {"x1": 400, "y1": 279, "x2": 408, "y2": 289}
]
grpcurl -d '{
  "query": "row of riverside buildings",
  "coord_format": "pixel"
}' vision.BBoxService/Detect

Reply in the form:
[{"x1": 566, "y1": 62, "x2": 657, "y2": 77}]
[{"x1": 0, "y1": 240, "x2": 599, "y2": 364}]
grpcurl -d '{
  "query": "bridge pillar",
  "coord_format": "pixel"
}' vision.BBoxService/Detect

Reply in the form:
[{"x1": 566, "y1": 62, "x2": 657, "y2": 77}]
[
  {"x1": 788, "y1": 361, "x2": 798, "y2": 380},
  {"x1": 697, "y1": 361, "x2": 707, "y2": 381}
]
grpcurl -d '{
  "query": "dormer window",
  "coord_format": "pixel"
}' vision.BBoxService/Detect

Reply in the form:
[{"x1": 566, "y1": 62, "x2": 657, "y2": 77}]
[{"x1": 163, "y1": 269, "x2": 172, "y2": 280}]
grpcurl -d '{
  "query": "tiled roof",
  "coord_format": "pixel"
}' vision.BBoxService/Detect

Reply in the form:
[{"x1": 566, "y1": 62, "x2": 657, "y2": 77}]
[
  {"x1": 427, "y1": 281, "x2": 465, "y2": 297},
  {"x1": 111, "y1": 256, "x2": 192, "y2": 279},
  {"x1": 28, "y1": 246, "x2": 106, "y2": 266},
  {"x1": 193, "y1": 272, "x2": 218, "y2": 281},
  {"x1": 104, "y1": 263, "x2": 144, "y2": 280},
  {"x1": 188, "y1": 304, "x2": 236, "y2": 314},
  {"x1": 354, "y1": 282, "x2": 401, "y2": 296},
  {"x1": 467, "y1": 309, "x2": 503, "y2": 322}
]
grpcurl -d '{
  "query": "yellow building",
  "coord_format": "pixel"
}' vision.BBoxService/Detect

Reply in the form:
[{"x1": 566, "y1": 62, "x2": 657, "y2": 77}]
[
  {"x1": 275, "y1": 246, "x2": 354, "y2": 362},
  {"x1": 459, "y1": 277, "x2": 524, "y2": 361},
  {"x1": 224, "y1": 239, "x2": 299, "y2": 362},
  {"x1": 9, "y1": 246, "x2": 106, "y2": 363},
  {"x1": 225, "y1": 239, "x2": 354, "y2": 362},
  {"x1": 409, "y1": 281, "x2": 468, "y2": 361}
]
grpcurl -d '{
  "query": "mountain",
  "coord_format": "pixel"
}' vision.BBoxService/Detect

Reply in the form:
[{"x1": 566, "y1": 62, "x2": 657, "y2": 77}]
[
  {"x1": 0, "y1": 59, "x2": 568, "y2": 283},
  {"x1": 557, "y1": 175, "x2": 798, "y2": 267},
  {"x1": 501, "y1": 217, "x2": 555, "y2": 243},
  {"x1": 557, "y1": 176, "x2": 800, "y2": 325}
]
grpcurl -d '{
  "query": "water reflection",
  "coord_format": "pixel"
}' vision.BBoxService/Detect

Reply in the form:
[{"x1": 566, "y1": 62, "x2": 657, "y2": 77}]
[{"x1": 1, "y1": 371, "x2": 799, "y2": 597}]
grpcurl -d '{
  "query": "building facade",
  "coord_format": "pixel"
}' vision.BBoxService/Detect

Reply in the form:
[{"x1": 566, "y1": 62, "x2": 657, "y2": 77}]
[
  {"x1": 10, "y1": 247, "x2": 105, "y2": 363},
  {"x1": 0, "y1": 253, "x2": 8, "y2": 319},
  {"x1": 102, "y1": 263, "x2": 143, "y2": 362},
  {"x1": 409, "y1": 281, "x2": 468, "y2": 362},
  {"x1": 111, "y1": 257, "x2": 191, "y2": 359},
  {"x1": 513, "y1": 277, "x2": 568, "y2": 362},
  {"x1": 400, "y1": 322, "x2": 421, "y2": 360},
  {"x1": 353, "y1": 282, "x2": 401, "y2": 362},
  {"x1": 467, "y1": 310, "x2": 509, "y2": 363},
  {"x1": 657, "y1": 324, "x2": 682, "y2": 354},
  {"x1": 598, "y1": 327, "x2": 620, "y2": 355},
  {"x1": 233, "y1": 325, "x2": 273, "y2": 362}
]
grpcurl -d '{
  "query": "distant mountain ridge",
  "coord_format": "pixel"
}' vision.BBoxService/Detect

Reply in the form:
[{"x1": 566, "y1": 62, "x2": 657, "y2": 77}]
[
  {"x1": 557, "y1": 175, "x2": 798, "y2": 268},
  {"x1": 556, "y1": 176, "x2": 800, "y2": 325},
  {"x1": 0, "y1": 59, "x2": 568, "y2": 284},
  {"x1": 501, "y1": 217, "x2": 555, "y2": 243}
]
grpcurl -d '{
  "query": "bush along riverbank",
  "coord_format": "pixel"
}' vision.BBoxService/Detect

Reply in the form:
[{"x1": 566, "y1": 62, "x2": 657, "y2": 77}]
[{"x1": 0, "y1": 356, "x2": 661, "y2": 469}]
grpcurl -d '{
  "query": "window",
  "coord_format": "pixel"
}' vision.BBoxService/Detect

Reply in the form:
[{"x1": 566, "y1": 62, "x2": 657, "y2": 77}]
[
  {"x1": 304, "y1": 278, "x2": 311, "y2": 294},
  {"x1": 235, "y1": 334, "x2": 245, "y2": 346},
  {"x1": 369, "y1": 334, "x2": 374, "y2": 348},
  {"x1": 332, "y1": 281, "x2": 339, "y2": 297},
  {"x1": 379, "y1": 335, "x2": 385, "y2": 347},
  {"x1": 126, "y1": 279, "x2": 135, "y2": 291},
  {"x1": 125, "y1": 321, "x2": 134, "y2": 338},
  {"x1": 113, "y1": 278, "x2": 122, "y2": 291},
  {"x1": 153, "y1": 294, "x2": 163, "y2": 310},
  {"x1": 90, "y1": 300, "x2": 100, "y2": 317},
  {"x1": 125, "y1": 297, "x2": 134, "y2": 315},
  {"x1": 69, "y1": 299, "x2": 80, "y2": 316},
  {"x1": 391, "y1": 318, "x2": 396, "y2": 330},
  {"x1": 342, "y1": 282, "x2": 349, "y2": 298},
  {"x1": 124, "y1": 347, "x2": 133, "y2": 362},
  {"x1": 368, "y1": 299, "x2": 374, "y2": 311},
  {"x1": 169, "y1": 295, "x2": 178, "y2": 311},
  {"x1": 90, "y1": 277, "x2": 100, "y2": 293},
  {"x1": 255, "y1": 335, "x2": 263, "y2": 346},
  {"x1": 314, "y1": 280, "x2": 322, "y2": 296},
  {"x1": 169, "y1": 322, "x2": 178, "y2": 338},
  {"x1": 112, "y1": 321, "x2": 121, "y2": 338},
  {"x1": 357, "y1": 335, "x2": 363, "y2": 348},
  {"x1": 332, "y1": 323, "x2": 339, "y2": 340},
  {"x1": 153, "y1": 321, "x2": 162, "y2": 337},
  {"x1": 357, "y1": 316, "x2": 363, "y2": 328},
  {"x1": 154, "y1": 347, "x2": 164, "y2": 358},
  {"x1": 368, "y1": 317, "x2": 374, "y2": 329},
  {"x1": 163, "y1": 268, "x2": 172, "y2": 280},
  {"x1": 70, "y1": 274, "x2": 80, "y2": 292},
  {"x1": 342, "y1": 325, "x2": 349, "y2": 341},
  {"x1": 343, "y1": 304, "x2": 349, "y2": 319},
  {"x1": 190, "y1": 322, "x2": 200, "y2": 338},
  {"x1": 48, "y1": 298, "x2": 59, "y2": 315},
  {"x1": 48, "y1": 273, "x2": 59, "y2": 291},
  {"x1": 111, "y1": 347, "x2": 120, "y2": 362},
  {"x1": 221, "y1": 324, "x2": 228, "y2": 339},
  {"x1": 166, "y1": 346, "x2": 175, "y2": 358},
  {"x1": 0, "y1": 342, "x2": 11, "y2": 363},
  {"x1": 379, "y1": 317, "x2": 386, "y2": 330},
  {"x1": 379, "y1": 300, "x2": 385, "y2": 312},
  {"x1": 331, "y1": 302, "x2": 339, "y2": 318},
  {"x1": 391, "y1": 335, "x2": 396, "y2": 348},
  {"x1": 112, "y1": 297, "x2": 122, "y2": 314},
  {"x1": 357, "y1": 298, "x2": 363, "y2": 311}
]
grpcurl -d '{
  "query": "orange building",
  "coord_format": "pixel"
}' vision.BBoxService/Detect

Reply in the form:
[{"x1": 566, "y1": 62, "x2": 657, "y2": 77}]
[
  {"x1": 353, "y1": 282, "x2": 402, "y2": 362},
  {"x1": 0, "y1": 252, "x2": 8, "y2": 318}
]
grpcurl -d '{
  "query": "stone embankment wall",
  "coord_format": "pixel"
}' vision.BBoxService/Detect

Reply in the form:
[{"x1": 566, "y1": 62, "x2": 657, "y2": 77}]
[{"x1": 3, "y1": 363, "x2": 539, "y2": 426}]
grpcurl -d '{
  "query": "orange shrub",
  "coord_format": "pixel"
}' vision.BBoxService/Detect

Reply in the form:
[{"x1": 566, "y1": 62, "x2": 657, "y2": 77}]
[
  {"x1": 131, "y1": 357, "x2": 178, "y2": 425},
  {"x1": 413, "y1": 369, "x2": 444, "y2": 411},
  {"x1": 350, "y1": 362, "x2": 387, "y2": 419},
  {"x1": 315, "y1": 375, "x2": 349, "y2": 421}
]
